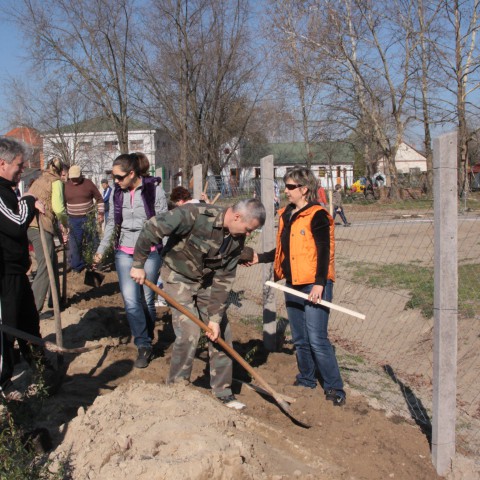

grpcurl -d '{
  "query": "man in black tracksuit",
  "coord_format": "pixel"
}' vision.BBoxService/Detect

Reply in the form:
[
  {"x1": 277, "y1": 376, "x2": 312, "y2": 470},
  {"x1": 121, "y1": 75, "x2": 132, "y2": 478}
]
[{"x1": 0, "y1": 137, "x2": 48, "y2": 396}]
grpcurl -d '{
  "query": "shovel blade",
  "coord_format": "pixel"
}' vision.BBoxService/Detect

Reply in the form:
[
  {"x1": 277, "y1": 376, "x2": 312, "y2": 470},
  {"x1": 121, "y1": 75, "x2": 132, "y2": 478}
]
[
  {"x1": 273, "y1": 395, "x2": 312, "y2": 429},
  {"x1": 84, "y1": 269, "x2": 105, "y2": 287}
]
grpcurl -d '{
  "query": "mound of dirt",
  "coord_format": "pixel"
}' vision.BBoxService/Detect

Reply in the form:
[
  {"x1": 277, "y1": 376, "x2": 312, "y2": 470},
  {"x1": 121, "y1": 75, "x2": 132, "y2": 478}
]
[{"x1": 50, "y1": 381, "x2": 329, "y2": 479}]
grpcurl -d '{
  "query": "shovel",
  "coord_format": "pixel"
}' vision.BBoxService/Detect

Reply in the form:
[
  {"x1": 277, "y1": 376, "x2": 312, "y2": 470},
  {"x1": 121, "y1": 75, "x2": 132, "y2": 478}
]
[
  {"x1": 38, "y1": 217, "x2": 63, "y2": 348},
  {"x1": 0, "y1": 324, "x2": 102, "y2": 355},
  {"x1": 144, "y1": 279, "x2": 310, "y2": 428}
]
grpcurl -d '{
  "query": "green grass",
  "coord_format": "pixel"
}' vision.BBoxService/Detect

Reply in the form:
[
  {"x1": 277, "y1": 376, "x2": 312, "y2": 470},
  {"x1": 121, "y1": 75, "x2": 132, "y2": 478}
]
[
  {"x1": 352, "y1": 262, "x2": 480, "y2": 318},
  {"x1": 338, "y1": 352, "x2": 365, "y2": 366},
  {"x1": 458, "y1": 264, "x2": 480, "y2": 318},
  {"x1": 0, "y1": 356, "x2": 66, "y2": 480}
]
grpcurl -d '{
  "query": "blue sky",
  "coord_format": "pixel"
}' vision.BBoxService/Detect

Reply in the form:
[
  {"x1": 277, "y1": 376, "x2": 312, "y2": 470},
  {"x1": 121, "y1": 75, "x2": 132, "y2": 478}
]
[
  {"x1": 0, "y1": 4, "x2": 453, "y2": 148},
  {"x1": 0, "y1": 13, "x2": 30, "y2": 133}
]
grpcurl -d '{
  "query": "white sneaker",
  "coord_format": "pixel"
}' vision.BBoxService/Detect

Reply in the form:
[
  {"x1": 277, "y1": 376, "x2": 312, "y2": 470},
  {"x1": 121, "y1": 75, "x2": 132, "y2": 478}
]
[
  {"x1": 155, "y1": 298, "x2": 167, "y2": 307},
  {"x1": 218, "y1": 394, "x2": 246, "y2": 410}
]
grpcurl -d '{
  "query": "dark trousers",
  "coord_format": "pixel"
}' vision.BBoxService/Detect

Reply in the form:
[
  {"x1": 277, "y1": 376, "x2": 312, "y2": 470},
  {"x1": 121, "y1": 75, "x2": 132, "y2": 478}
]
[
  {"x1": 68, "y1": 216, "x2": 87, "y2": 273},
  {"x1": 333, "y1": 207, "x2": 349, "y2": 225},
  {"x1": 0, "y1": 273, "x2": 41, "y2": 389},
  {"x1": 28, "y1": 227, "x2": 60, "y2": 311}
]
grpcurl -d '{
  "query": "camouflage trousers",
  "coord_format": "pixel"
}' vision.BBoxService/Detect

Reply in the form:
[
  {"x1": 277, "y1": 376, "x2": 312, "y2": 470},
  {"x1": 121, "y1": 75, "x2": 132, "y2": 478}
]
[{"x1": 162, "y1": 266, "x2": 233, "y2": 398}]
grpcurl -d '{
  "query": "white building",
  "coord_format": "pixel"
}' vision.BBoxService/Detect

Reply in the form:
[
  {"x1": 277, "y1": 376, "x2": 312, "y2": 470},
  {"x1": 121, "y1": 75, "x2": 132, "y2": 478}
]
[
  {"x1": 209, "y1": 141, "x2": 355, "y2": 194},
  {"x1": 378, "y1": 142, "x2": 427, "y2": 175},
  {"x1": 42, "y1": 117, "x2": 174, "y2": 187}
]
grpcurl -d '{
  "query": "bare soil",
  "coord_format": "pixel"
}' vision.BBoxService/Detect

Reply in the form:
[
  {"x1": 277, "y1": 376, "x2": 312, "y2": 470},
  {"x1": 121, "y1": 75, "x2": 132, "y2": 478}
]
[{"x1": 10, "y1": 267, "x2": 448, "y2": 480}]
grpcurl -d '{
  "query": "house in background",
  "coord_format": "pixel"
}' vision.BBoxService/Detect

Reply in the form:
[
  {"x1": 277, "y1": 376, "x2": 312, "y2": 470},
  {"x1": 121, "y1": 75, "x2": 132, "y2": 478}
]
[
  {"x1": 377, "y1": 142, "x2": 427, "y2": 175},
  {"x1": 214, "y1": 141, "x2": 355, "y2": 194},
  {"x1": 42, "y1": 117, "x2": 175, "y2": 187}
]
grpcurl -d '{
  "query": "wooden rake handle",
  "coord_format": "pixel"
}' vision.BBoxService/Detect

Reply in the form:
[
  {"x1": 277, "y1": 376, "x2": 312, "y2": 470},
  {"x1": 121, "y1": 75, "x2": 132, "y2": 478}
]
[{"x1": 265, "y1": 281, "x2": 366, "y2": 320}]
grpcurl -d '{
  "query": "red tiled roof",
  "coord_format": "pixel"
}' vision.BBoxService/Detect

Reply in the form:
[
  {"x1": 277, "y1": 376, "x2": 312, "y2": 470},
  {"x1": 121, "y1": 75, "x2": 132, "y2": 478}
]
[{"x1": 5, "y1": 126, "x2": 43, "y2": 147}]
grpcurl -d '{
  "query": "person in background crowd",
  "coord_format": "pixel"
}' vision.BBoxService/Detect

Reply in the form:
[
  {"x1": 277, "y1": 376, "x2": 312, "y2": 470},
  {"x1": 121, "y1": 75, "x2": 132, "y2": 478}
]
[
  {"x1": 317, "y1": 184, "x2": 327, "y2": 208},
  {"x1": 27, "y1": 157, "x2": 68, "y2": 313},
  {"x1": 130, "y1": 198, "x2": 266, "y2": 409},
  {"x1": 93, "y1": 153, "x2": 168, "y2": 368},
  {"x1": 101, "y1": 179, "x2": 112, "y2": 225},
  {"x1": 246, "y1": 167, "x2": 346, "y2": 407},
  {"x1": 332, "y1": 184, "x2": 351, "y2": 227},
  {"x1": 167, "y1": 187, "x2": 211, "y2": 209},
  {"x1": 64, "y1": 165, "x2": 104, "y2": 273},
  {"x1": 0, "y1": 137, "x2": 58, "y2": 400},
  {"x1": 274, "y1": 179, "x2": 280, "y2": 212}
]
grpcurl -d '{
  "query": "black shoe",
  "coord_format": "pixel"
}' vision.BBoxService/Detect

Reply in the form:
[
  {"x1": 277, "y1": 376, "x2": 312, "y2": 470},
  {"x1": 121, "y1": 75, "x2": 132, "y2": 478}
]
[
  {"x1": 344, "y1": 223, "x2": 351, "y2": 227},
  {"x1": 325, "y1": 389, "x2": 346, "y2": 406},
  {"x1": 134, "y1": 347, "x2": 152, "y2": 369}
]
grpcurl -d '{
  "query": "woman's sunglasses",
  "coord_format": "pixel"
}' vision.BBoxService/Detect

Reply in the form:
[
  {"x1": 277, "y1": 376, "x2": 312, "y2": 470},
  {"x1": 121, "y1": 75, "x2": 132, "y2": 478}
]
[
  {"x1": 112, "y1": 172, "x2": 130, "y2": 181},
  {"x1": 285, "y1": 183, "x2": 303, "y2": 190}
]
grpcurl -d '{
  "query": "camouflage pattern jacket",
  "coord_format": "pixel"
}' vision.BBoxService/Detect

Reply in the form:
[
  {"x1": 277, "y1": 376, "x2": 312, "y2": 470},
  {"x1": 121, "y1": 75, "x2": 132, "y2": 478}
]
[{"x1": 133, "y1": 203, "x2": 245, "y2": 324}]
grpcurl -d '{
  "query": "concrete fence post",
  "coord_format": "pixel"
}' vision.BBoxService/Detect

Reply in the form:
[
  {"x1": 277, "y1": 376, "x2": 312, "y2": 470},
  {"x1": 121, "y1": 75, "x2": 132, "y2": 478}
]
[
  {"x1": 192, "y1": 165, "x2": 203, "y2": 200},
  {"x1": 260, "y1": 155, "x2": 277, "y2": 351},
  {"x1": 432, "y1": 131, "x2": 458, "y2": 476}
]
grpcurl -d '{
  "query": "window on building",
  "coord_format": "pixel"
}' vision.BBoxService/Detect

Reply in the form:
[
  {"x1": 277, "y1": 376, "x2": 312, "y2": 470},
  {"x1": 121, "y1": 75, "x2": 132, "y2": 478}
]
[
  {"x1": 230, "y1": 168, "x2": 240, "y2": 181},
  {"x1": 79, "y1": 141, "x2": 92, "y2": 152},
  {"x1": 336, "y1": 166, "x2": 341, "y2": 178},
  {"x1": 129, "y1": 140, "x2": 144, "y2": 151},
  {"x1": 104, "y1": 140, "x2": 118, "y2": 152},
  {"x1": 255, "y1": 167, "x2": 261, "y2": 178}
]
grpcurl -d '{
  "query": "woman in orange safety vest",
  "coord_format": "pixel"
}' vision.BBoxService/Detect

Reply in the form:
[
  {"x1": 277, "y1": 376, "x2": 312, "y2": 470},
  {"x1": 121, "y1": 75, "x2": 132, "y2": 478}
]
[{"x1": 248, "y1": 166, "x2": 346, "y2": 406}]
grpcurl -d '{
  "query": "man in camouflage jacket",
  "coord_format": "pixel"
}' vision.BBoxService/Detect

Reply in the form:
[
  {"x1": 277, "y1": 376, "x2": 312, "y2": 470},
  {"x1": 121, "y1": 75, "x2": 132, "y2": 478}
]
[{"x1": 130, "y1": 198, "x2": 265, "y2": 409}]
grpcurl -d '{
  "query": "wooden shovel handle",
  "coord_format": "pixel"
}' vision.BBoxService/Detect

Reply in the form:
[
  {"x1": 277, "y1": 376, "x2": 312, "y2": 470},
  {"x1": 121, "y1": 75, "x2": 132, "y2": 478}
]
[
  {"x1": 144, "y1": 279, "x2": 279, "y2": 399},
  {"x1": 38, "y1": 216, "x2": 63, "y2": 348}
]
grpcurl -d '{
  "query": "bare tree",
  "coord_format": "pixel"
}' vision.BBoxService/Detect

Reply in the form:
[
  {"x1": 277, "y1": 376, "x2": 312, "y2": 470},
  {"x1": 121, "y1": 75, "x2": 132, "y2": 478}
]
[
  {"x1": 11, "y1": 0, "x2": 136, "y2": 154},
  {"x1": 436, "y1": 0, "x2": 480, "y2": 194},
  {"x1": 132, "y1": 0, "x2": 260, "y2": 183},
  {"x1": 267, "y1": 0, "x2": 327, "y2": 169},
  {"x1": 409, "y1": 0, "x2": 444, "y2": 193},
  {"x1": 6, "y1": 77, "x2": 98, "y2": 166},
  {"x1": 266, "y1": 0, "x2": 421, "y2": 198}
]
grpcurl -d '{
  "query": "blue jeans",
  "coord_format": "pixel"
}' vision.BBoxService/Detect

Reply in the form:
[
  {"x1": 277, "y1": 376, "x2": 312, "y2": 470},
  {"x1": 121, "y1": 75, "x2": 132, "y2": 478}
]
[
  {"x1": 285, "y1": 280, "x2": 344, "y2": 393},
  {"x1": 115, "y1": 250, "x2": 162, "y2": 348},
  {"x1": 68, "y1": 216, "x2": 88, "y2": 272}
]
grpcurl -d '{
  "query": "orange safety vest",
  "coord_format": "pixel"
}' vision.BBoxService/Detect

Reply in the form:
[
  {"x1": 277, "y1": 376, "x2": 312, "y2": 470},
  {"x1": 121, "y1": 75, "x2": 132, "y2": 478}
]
[{"x1": 274, "y1": 204, "x2": 335, "y2": 285}]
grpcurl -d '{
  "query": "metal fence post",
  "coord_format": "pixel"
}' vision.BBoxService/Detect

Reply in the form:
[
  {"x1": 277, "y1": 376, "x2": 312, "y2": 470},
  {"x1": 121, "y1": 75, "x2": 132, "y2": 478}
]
[
  {"x1": 260, "y1": 155, "x2": 277, "y2": 351},
  {"x1": 432, "y1": 131, "x2": 458, "y2": 475}
]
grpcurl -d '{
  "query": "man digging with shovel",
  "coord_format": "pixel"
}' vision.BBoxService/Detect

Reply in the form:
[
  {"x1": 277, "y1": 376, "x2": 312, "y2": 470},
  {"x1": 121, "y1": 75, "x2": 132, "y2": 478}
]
[{"x1": 130, "y1": 198, "x2": 265, "y2": 410}]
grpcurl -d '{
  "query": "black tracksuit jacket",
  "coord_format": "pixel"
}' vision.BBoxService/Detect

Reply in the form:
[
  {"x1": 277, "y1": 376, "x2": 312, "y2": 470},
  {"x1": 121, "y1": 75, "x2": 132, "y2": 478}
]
[{"x1": 0, "y1": 176, "x2": 37, "y2": 276}]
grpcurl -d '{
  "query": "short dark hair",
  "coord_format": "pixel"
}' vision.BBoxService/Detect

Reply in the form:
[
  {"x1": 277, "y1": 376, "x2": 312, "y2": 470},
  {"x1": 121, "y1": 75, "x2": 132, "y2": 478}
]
[{"x1": 170, "y1": 186, "x2": 192, "y2": 203}]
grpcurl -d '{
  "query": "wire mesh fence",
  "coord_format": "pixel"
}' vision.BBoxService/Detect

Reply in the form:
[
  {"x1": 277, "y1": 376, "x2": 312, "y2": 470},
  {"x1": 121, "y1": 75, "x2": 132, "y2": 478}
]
[{"x1": 222, "y1": 190, "x2": 480, "y2": 461}]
